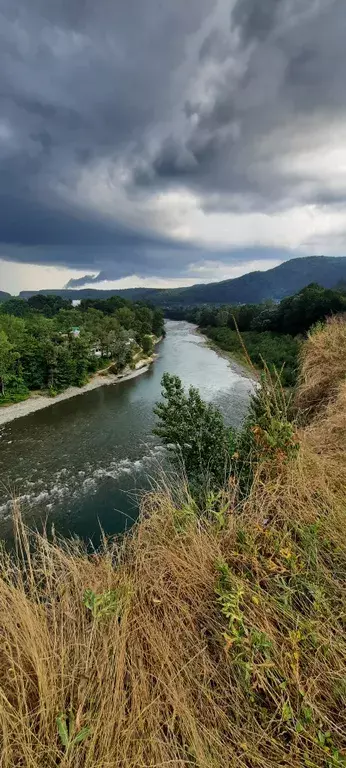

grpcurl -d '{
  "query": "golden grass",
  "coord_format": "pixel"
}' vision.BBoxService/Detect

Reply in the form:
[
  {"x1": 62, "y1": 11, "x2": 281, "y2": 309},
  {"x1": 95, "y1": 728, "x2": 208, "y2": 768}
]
[
  {"x1": 0, "y1": 320, "x2": 345, "y2": 767},
  {"x1": 295, "y1": 315, "x2": 346, "y2": 419}
]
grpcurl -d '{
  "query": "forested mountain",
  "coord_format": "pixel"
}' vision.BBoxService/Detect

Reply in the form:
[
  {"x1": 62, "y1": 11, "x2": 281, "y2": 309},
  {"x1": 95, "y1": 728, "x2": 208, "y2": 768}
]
[
  {"x1": 17, "y1": 256, "x2": 346, "y2": 306},
  {"x1": 0, "y1": 291, "x2": 10, "y2": 303}
]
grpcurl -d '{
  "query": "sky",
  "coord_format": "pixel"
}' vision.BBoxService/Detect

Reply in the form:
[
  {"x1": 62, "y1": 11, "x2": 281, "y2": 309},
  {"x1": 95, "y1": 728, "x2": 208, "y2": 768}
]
[{"x1": 0, "y1": 0, "x2": 346, "y2": 294}]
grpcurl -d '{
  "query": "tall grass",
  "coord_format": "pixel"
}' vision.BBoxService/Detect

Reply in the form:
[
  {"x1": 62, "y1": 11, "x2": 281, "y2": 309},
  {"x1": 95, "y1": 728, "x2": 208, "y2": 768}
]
[
  {"x1": 0, "y1": 320, "x2": 345, "y2": 767},
  {"x1": 295, "y1": 315, "x2": 346, "y2": 419}
]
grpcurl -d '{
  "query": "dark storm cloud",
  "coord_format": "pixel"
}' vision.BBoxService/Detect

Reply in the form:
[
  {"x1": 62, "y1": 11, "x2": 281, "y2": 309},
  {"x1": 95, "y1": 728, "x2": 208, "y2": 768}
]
[
  {"x1": 232, "y1": 0, "x2": 281, "y2": 42},
  {"x1": 0, "y1": 0, "x2": 345, "y2": 286},
  {"x1": 135, "y1": 0, "x2": 346, "y2": 207}
]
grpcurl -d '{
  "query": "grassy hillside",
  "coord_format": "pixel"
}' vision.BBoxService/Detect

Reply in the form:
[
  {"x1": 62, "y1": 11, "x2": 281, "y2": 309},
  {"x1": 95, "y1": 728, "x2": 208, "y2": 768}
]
[
  {"x1": 0, "y1": 318, "x2": 345, "y2": 767},
  {"x1": 19, "y1": 255, "x2": 346, "y2": 306}
]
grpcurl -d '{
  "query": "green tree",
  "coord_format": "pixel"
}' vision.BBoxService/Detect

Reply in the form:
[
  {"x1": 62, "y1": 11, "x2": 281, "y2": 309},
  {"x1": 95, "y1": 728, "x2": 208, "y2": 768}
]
[
  {"x1": 142, "y1": 335, "x2": 154, "y2": 355},
  {"x1": 215, "y1": 307, "x2": 229, "y2": 327},
  {"x1": 154, "y1": 373, "x2": 236, "y2": 497},
  {"x1": 0, "y1": 314, "x2": 26, "y2": 346},
  {"x1": 134, "y1": 305, "x2": 154, "y2": 341},
  {"x1": 152, "y1": 308, "x2": 164, "y2": 337},
  {"x1": 0, "y1": 331, "x2": 20, "y2": 397},
  {"x1": 27, "y1": 294, "x2": 71, "y2": 317},
  {"x1": 115, "y1": 306, "x2": 135, "y2": 330},
  {"x1": 0, "y1": 297, "x2": 31, "y2": 318}
]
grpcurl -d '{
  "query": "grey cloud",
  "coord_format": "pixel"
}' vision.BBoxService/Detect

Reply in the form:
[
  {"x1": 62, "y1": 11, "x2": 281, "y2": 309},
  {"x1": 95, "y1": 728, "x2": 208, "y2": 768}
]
[
  {"x1": 231, "y1": 0, "x2": 281, "y2": 42},
  {"x1": 0, "y1": 0, "x2": 345, "y2": 287},
  {"x1": 66, "y1": 274, "x2": 100, "y2": 288},
  {"x1": 134, "y1": 0, "x2": 346, "y2": 210}
]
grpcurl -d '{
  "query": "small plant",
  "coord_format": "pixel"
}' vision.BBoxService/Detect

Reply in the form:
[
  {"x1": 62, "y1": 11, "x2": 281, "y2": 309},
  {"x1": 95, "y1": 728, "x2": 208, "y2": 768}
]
[
  {"x1": 215, "y1": 560, "x2": 245, "y2": 646},
  {"x1": 250, "y1": 629, "x2": 272, "y2": 658},
  {"x1": 205, "y1": 490, "x2": 230, "y2": 530},
  {"x1": 57, "y1": 711, "x2": 90, "y2": 753},
  {"x1": 83, "y1": 588, "x2": 122, "y2": 620},
  {"x1": 173, "y1": 500, "x2": 198, "y2": 532},
  {"x1": 315, "y1": 730, "x2": 346, "y2": 767}
]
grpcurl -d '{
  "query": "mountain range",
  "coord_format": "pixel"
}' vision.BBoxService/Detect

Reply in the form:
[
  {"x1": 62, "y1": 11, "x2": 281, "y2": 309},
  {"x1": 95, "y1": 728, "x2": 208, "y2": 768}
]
[{"x1": 13, "y1": 255, "x2": 346, "y2": 306}]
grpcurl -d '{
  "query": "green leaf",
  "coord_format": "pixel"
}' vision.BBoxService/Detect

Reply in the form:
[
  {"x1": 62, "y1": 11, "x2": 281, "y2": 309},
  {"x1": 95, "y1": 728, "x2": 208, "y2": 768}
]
[
  {"x1": 72, "y1": 726, "x2": 91, "y2": 745},
  {"x1": 282, "y1": 700, "x2": 293, "y2": 722},
  {"x1": 317, "y1": 730, "x2": 326, "y2": 746},
  {"x1": 57, "y1": 714, "x2": 69, "y2": 748}
]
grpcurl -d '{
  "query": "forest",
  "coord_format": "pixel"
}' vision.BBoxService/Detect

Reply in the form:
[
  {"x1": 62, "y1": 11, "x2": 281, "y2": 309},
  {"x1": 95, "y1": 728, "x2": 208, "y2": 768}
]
[
  {"x1": 0, "y1": 294, "x2": 164, "y2": 404},
  {"x1": 167, "y1": 283, "x2": 346, "y2": 386}
]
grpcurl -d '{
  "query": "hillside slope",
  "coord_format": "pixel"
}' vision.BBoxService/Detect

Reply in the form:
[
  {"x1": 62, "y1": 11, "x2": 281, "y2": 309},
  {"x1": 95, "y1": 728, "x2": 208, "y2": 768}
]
[
  {"x1": 19, "y1": 255, "x2": 346, "y2": 305},
  {"x1": 0, "y1": 318, "x2": 345, "y2": 767}
]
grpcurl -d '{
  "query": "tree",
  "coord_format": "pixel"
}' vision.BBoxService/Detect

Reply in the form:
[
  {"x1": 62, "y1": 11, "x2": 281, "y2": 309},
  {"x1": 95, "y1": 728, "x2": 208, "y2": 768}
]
[
  {"x1": 0, "y1": 314, "x2": 26, "y2": 346},
  {"x1": 0, "y1": 331, "x2": 19, "y2": 396},
  {"x1": 0, "y1": 297, "x2": 31, "y2": 318},
  {"x1": 272, "y1": 284, "x2": 346, "y2": 335},
  {"x1": 152, "y1": 308, "x2": 164, "y2": 337},
  {"x1": 215, "y1": 308, "x2": 229, "y2": 327},
  {"x1": 27, "y1": 294, "x2": 71, "y2": 317},
  {"x1": 53, "y1": 308, "x2": 83, "y2": 333},
  {"x1": 115, "y1": 307, "x2": 135, "y2": 330},
  {"x1": 134, "y1": 305, "x2": 154, "y2": 341},
  {"x1": 142, "y1": 335, "x2": 154, "y2": 355},
  {"x1": 154, "y1": 373, "x2": 236, "y2": 496}
]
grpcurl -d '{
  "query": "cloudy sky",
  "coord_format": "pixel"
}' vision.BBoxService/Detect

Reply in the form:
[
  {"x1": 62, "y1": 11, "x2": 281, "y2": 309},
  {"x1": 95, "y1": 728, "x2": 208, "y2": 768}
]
[{"x1": 0, "y1": 0, "x2": 345, "y2": 294}]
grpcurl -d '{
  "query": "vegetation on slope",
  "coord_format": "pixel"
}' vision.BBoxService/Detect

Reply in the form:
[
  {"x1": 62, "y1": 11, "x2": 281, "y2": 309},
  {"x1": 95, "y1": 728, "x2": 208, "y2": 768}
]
[
  {"x1": 0, "y1": 318, "x2": 345, "y2": 767},
  {"x1": 205, "y1": 326, "x2": 300, "y2": 386}
]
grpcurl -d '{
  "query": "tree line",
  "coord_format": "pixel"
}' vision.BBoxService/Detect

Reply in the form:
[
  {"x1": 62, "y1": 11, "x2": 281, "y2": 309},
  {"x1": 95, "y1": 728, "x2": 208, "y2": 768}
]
[
  {"x1": 166, "y1": 283, "x2": 346, "y2": 386},
  {"x1": 0, "y1": 295, "x2": 164, "y2": 404}
]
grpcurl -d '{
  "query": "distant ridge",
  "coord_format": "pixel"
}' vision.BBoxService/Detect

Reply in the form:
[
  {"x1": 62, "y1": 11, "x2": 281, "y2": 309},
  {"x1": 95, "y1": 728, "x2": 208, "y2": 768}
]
[
  {"x1": 0, "y1": 291, "x2": 11, "y2": 303},
  {"x1": 18, "y1": 256, "x2": 346, "y2": 306}
]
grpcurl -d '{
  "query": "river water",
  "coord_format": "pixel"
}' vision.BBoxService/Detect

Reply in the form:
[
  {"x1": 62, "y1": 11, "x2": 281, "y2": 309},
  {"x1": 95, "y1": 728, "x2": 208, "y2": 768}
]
[{"x1": 0, "y1": 321, "x2": 253, "y2": 542}]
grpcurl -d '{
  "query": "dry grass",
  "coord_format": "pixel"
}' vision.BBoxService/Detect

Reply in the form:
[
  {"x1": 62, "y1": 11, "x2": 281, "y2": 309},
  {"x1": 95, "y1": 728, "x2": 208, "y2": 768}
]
[
  {"x1": 0, "y1": 321, "x2": 346, "y2": 767},
  {"x1": 295, "y1": 315, "x2": 346, "y2": 419}
]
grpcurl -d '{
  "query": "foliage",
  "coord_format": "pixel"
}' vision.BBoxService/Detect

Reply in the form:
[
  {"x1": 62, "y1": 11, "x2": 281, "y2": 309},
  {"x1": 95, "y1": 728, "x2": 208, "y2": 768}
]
[
  {"x1": 154, "y1": 367, "x2": 300, "y2": 505},
  {"x1": 206, "y1": 326, "x2": 300, "y2": 386},
  {"x1": 83, "y1": 588, "x2": 123, "y2": 620},
  {"x1": 0, "y1": 294, "x2": 163, "y2": 405},
  {"x1": 142, "y1": 334, "x2": 154, "y2": 355},
  {"x1": 0, "y1": 297, "x2": 31, "y2": 317},
  {"x1": 154, "y1": 373, "x2": 237, "y2": 499},
  {"x1": 56, "y1": 712, "x2": 90, "y2": 753},
  {"x1": 27, "y1": 294, "x2": 71, "y2": 317}
]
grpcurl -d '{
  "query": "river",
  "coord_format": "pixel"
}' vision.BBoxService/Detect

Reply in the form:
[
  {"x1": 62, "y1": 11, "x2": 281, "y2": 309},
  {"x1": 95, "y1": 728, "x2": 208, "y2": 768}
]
[{"x1": 0, "y1": 321, "x2": 253, "y2": 542}]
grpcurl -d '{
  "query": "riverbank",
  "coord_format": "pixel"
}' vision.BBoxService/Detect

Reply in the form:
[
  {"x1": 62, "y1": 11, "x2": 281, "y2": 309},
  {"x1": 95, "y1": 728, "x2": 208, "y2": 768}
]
[
  {"x1": 196, "y1": 327, "x2": 256, "y2": 381},
  {"x1": 0, "y1": 360, "x2": 153, "y2": 427}
]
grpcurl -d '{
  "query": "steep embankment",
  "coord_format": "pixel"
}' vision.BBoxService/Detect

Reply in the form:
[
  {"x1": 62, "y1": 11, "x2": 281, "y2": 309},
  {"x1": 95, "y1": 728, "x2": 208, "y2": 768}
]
[{"x1": 0, "y1": 318, "x2": 345, "y2": 767}]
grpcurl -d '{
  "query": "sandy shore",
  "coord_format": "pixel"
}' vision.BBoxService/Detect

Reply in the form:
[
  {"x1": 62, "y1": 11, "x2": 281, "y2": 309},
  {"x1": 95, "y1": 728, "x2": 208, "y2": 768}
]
[{"x1": 0, "y1": 363, "x2": 151, "y2": 427}]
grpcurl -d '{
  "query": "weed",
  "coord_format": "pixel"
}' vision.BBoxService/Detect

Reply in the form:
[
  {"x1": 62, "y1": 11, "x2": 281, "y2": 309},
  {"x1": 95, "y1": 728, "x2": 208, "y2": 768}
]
[
  {"x1": 82, "y1": 587, "x2": 123, "y2": 620},
  {"x1": 57, "y1": 711, "x2": 90, "y2": 753}
]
